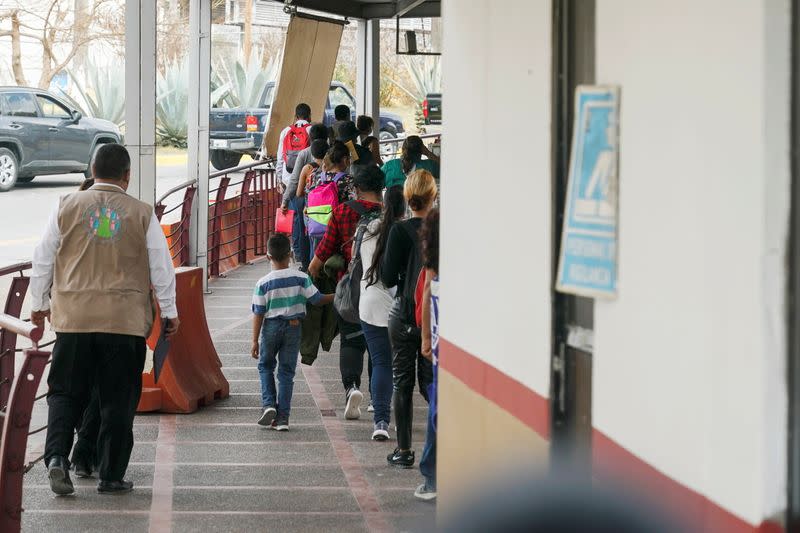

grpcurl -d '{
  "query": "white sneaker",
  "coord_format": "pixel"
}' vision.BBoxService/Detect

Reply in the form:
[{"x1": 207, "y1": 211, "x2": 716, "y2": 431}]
[
  {"x1": 414, "y1": 482, "x2": 437, "y2": 501},
  {"x1": 367, "y1": 401, "x2": 375, "y2": 413},
  {"x1": 257, "y1": 406, "x2": 276, "y2": 426},
  {"x1": 345, "y1": 388, "x2": 363, "y2": 420}
]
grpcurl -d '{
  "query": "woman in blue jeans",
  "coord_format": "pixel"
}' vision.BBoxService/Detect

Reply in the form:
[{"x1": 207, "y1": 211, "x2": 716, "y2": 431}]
[{"x1": 359, "y1": 186, "x2": 406, "y2": 441}]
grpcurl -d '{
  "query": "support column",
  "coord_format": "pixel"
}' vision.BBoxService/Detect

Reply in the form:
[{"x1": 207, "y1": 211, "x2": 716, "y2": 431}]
[
  {"x1": 356, "y1": 19, "x2": 381, "y2": 134},
  {"x1": 125, "y1": 0, "x2": 157, "y2": 205},
  {"x1": 187, "y1": 0, "x2": 212, "y2": 291}
]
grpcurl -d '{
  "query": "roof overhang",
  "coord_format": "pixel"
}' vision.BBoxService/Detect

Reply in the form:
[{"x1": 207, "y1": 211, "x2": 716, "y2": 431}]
[{"x1": 270, "y1": 0, "x2": 441, "y2": 20}]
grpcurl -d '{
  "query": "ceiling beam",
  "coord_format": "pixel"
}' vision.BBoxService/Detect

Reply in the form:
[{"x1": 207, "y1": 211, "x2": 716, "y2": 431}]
[
  {"x1": 271, "y1": 0, "x2": 363, "y2": 19},
  {"x1": 362, "y1": 1, "x2": 440, "y2": 19},
  {"x1": 395, "y1": 0, "x2": 425, "y2": 17},
  {"x1": 266, "y1": 0, "x2": 441, "y2": 20}
]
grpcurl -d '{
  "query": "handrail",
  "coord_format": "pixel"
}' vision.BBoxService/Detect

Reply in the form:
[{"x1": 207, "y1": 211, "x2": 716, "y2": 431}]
[
  {"x1": 157, "y1": 179, "x2": 197, "y2": 206},
  {"x1": 0, "y1": 263, "x2": 32, "y2": 278},
  {"x1": 156, "y1": 159, "x2": 275, "y2": 206},
  {"x1": 209, "y1": 158, "x2": 274, "y2": 179},
  {"x1": 378, "y1": 132, "x2": 441, "y2": 144},
  {"x1": 0, "y1": 315, "x2": 42, "y2": 346}
]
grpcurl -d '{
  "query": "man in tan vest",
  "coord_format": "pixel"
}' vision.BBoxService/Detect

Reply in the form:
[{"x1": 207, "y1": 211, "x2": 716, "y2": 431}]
[{"x1": 29, "y1": 144, "x2": 179, "y2": 496}]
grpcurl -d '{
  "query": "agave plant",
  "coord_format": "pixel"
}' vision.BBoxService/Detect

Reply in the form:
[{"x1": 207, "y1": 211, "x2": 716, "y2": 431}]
[
  {"x1": 66, "y1": 56, "x2": 126, "y2": 128},
  {"x1": 156, "y1": 59, "x2": 231, "y2": 148},
  {"x1": 387, "y1": 56, "x2": 441, "y2": 103},
  {"x1": 156, "y1": 60, "x2": 189, "y2": 148},
  {"x1": 213, "y1": 50, "x2": 278, "y2": 108}
]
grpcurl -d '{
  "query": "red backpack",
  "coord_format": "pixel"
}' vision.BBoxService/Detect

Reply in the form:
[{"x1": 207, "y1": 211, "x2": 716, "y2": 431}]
[
  {"x1": 414, "y1": 268, "x2": 427, "y2": 327},
  {"x1": 282, "y1": 124, "x2": 310, "y2": 173}
]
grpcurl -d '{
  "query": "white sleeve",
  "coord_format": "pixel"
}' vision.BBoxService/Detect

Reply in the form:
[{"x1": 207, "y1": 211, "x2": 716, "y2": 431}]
[
  {"x1": 276, "y1": 126, "x2": 288, "y2": 182},
  {"x1": 29, "y1": 203, "x2": 62, "y2": 312},
  {"x1": 146, "y1": 212, "x2": 178, "y2": 318}
]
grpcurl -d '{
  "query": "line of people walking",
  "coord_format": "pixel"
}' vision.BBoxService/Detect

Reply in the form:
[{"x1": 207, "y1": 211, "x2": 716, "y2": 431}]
[{"x1": 256, "y1": 102, "x2": 441, "y2": 500}]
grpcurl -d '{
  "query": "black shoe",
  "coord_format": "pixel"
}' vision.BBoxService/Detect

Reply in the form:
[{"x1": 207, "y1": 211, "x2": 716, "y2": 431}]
[
  {"x1": 97, "y1": 480, "x2": 134, "y2": 494},
  {"x1": 274, "y1": 415, "x2": 289, "y2": 431},
  {"x1": 72, "y1": 459, "x2": 93, "y2": 479},
  {"x1": 387, "y1": 448, "x2": 415, "y2": 468},
  {"x1": 47, "y1": 456, "x2": 75, "y2": 495},
  {"x1": 257, "y1": 406, "x2": 277, "y2": 426}
]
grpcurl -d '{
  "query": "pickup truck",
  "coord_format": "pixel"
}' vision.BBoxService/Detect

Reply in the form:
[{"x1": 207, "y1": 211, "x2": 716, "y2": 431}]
[
  {"x1": 422, "y1": 93, "x2": 442, "y2": 125},
  {"x1": 0, "y1": 87, "x2": 121, "y2": 192},
  {"x1": 209, "y1": 81, "x2": 406, "y2": 171}
]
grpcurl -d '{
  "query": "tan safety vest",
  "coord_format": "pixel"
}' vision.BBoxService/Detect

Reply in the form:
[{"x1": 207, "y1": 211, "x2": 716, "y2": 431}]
[{"x1": 50, "y1": 184, "x2": 155, "y2": 337}]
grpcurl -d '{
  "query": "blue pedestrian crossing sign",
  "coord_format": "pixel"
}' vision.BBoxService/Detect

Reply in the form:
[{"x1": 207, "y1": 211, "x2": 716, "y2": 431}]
[{"x1": 556, "y1": 86, "x2": 620, "y2": 299}]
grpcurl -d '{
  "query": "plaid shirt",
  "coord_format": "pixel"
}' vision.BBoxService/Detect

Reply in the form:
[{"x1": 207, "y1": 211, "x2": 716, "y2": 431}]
[{"x1": 314, "y1": 200, "x2": 382, "y2": 265}]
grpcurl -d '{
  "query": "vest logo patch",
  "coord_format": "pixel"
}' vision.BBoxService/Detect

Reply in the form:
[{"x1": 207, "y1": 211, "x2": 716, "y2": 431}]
[{"x1": 86, "y1": 205, "x2": 123, "y2": 241}]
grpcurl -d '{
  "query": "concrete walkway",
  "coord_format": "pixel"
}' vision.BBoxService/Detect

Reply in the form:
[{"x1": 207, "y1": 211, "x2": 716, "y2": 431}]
[{"x1": 21, "y1": 261, "x2": 435, "y2": 532}]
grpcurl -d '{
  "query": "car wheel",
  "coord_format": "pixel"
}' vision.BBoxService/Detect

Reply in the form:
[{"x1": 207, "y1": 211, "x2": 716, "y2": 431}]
[
  {"x1": 379, "y1": 130, "x2": 398, "y2": 160},
  {"x1": 210, "y1": 150, "x2": 243, "y2": 171},
  {"x1": 0, "y1": 148, "x2": 19, "y2": 192},
  {"x1": 84, "y1": 143, "x2": 105, "y2": 179}
]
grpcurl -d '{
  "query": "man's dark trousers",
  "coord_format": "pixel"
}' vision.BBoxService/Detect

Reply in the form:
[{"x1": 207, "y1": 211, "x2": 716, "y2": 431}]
[
  {"x1": 44, "y1": 332, "x2": 146, "y2": 482},
  {"x1": 71, "y1": 389, "x2": 101, "y2": 468}
]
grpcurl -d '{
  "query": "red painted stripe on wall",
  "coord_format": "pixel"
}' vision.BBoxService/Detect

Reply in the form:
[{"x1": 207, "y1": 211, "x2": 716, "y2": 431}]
[
  {"x1": 439, "y1": 336, "x2": 782, "y2": 533},
  {"x1": 439, "y1": 338, "x2": 550, "y2": 439}
]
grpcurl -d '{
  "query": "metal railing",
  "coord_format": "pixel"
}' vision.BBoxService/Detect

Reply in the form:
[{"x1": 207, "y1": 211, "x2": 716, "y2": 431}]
[
  {"x1": 378, "y1": 132, "x2": 441, "y2": 161},
  {"x1": 0, "y1": 307, "x2": 50, "y2": 533},
  {"x1": 155, "y1": 159, "x2": 280, "y2": 276}
]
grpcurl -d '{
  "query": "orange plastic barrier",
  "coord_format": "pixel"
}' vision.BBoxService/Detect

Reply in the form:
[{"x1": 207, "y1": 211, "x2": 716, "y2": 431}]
[{"x1": 136, "y1": 266, "x2": 229, "y2": 413}]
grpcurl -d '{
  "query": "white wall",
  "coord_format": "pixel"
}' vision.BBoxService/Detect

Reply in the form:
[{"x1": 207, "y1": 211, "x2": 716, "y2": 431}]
[
  {"x1": 440, "y1": 0, "x2": 552, "y2": 398},
  {"x1": 593, "y1": 0, "x2": 789, "y2": 524}
]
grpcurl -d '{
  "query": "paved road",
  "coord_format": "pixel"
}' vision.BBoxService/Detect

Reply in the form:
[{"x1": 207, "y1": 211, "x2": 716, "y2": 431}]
[{"x1": 0, "y1": 164, "x2": 247, "y2": 266}]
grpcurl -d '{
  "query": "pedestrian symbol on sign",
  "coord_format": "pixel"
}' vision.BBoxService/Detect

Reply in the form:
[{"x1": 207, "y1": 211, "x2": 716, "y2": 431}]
[{"x1": 556, "y1": 86, "x2": 620, "y2": 298}]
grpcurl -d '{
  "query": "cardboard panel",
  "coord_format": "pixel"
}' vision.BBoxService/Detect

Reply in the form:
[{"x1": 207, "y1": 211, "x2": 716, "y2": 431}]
[{"x1": 264, "y1": 16, "x2": 344, "y2": 156}]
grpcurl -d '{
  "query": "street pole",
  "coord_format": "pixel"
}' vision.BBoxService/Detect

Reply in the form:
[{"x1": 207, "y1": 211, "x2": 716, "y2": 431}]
[
  {"x1": 356, "y1": 19, "x2": 381, "y2": 135},
  {"x1": 125, "y1": 0, "x2": 157, "y2": 206},
  {"x1": 187, "y1": 0, "x2": 212, "y2": 292}
]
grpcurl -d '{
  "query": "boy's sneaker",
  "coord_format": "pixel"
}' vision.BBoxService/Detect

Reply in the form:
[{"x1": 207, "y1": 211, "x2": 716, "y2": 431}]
[
  {"x1": 372, "y1": 421, "x2": 390, "y2": 441},
  {"x1": 345, "y1": 387, "x2": 363, "y2": 420},
  {"x1": 274, "y1": 415, "x2": 289, "y2": 431},
  {"x1": 414, "y1": 481, "x2": 437, "y2": 501},
  {"x1": 367, "y1": 400, "x2": 374, "y2": 413},
  {"x1": 257, "y1": 406, "x2": 277, "y2": 426}
]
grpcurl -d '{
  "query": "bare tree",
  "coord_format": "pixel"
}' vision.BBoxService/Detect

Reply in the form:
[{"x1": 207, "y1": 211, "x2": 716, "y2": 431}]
[
  {"x1": 8, "y1": 11, "x2": 28, "y2": 86},
  {"x1": 242, "y1": 0, "x2": 253, "y2": 64},
  {"x1": 0, "y1": 1, "x2": 123, "y2": 89},
  {"x1": 72, "y1": 0, "x2": 88, "y2": 73}
]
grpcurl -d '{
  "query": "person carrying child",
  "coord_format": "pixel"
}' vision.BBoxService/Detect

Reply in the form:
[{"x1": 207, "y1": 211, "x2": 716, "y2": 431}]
[{"x1": 251, "y1": 234, "x2": 334, "y2": 430}]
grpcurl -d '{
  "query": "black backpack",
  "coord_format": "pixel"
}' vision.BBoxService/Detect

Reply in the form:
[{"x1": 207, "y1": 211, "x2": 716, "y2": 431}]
[
  {"x1": 334, "y1": 202, "x2": 380, "y2": 323},
  {"x1": 397, "y1": 220, "x2": 423, "y2": 325}
]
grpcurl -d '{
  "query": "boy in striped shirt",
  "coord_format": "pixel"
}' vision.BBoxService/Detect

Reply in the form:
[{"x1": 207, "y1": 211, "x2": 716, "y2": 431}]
[{"x1": 251, "y1": 234, "x2": 334, "y2": 430}]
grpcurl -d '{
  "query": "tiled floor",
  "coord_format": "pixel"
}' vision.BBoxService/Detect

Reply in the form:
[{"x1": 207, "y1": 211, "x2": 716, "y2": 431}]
[{"x1": 21, "y1": 261, "x2": 435, "y2": 532}]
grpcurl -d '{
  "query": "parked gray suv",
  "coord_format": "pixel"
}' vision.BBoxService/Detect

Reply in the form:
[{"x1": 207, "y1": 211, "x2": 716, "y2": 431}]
[{"x1": 0, "y1": 87, "x2": 121, "y2": 192}]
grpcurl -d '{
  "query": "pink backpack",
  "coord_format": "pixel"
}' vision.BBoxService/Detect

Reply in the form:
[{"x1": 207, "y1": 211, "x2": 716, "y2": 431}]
[{"x1": 306, "y1": 172, "x2": 346, "y2": 238}]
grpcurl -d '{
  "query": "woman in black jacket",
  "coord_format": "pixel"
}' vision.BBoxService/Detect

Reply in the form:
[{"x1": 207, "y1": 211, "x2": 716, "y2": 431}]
[{"x1": 381, "y1": 169, "x2": 438, "y2": 468}]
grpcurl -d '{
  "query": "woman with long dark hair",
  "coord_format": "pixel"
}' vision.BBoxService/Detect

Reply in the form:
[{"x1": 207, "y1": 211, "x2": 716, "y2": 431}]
[
  {"x1": 359, "y1": 186, "x2": 406, "y2": 440},
  {"x1": 381, "y1": 135, "x2": 440, "y2": 189}
]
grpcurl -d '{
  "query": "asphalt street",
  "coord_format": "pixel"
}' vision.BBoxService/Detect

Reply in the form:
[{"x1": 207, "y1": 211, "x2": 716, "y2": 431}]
[{"x1": 0, "y1": 163, "x2": 246, "y2": 266}]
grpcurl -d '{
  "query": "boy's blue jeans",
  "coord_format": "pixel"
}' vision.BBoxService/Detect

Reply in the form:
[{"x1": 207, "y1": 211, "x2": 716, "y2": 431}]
[{"x1": 258, "y1": 318, "x2": 301, "y2": 417}]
